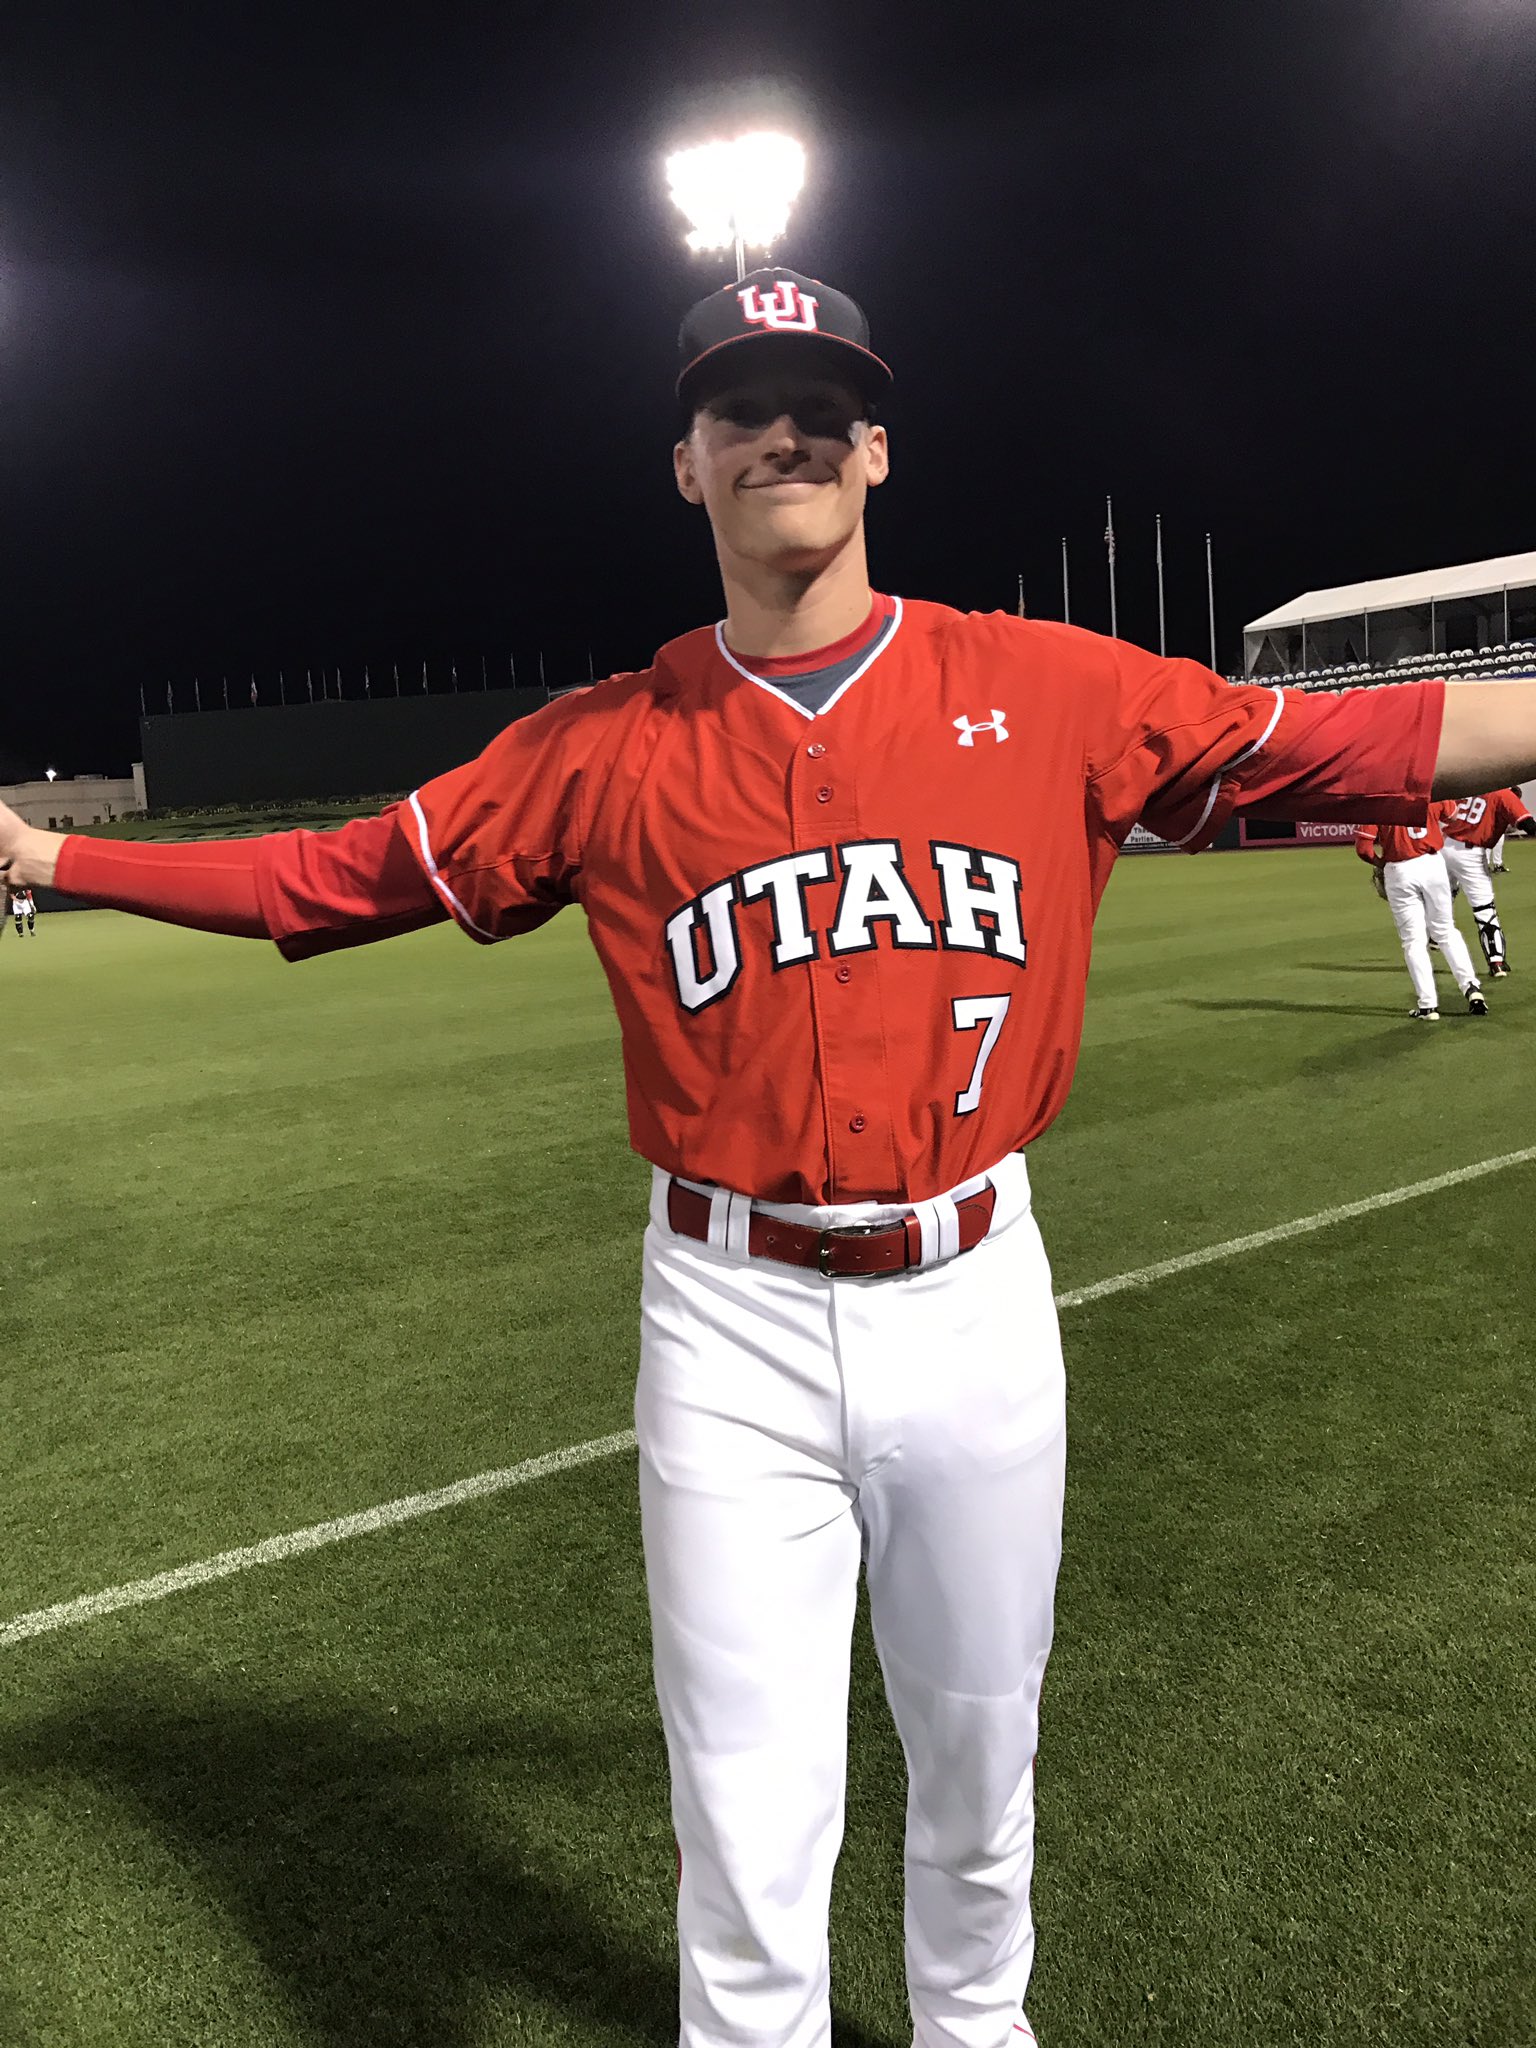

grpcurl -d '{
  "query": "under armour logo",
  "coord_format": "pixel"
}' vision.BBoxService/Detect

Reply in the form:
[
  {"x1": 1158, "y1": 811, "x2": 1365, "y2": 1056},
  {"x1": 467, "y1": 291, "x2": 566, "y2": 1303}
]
[
  {"x1": 954, "y1": 711, "x2": 1009, "y2": 747},
  {"x1": 738, "y1": 281, "x2": 820, "y2": 333}
]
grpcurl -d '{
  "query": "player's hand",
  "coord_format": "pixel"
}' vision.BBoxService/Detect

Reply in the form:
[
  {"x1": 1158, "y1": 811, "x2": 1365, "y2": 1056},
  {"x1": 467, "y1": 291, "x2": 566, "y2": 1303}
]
[
  {"x1": 1371, "y1": 865, "x2": 1388, "y2": 900},
  {"x1": 0, "y1": 801, "x2": 63, "y2": 889}
]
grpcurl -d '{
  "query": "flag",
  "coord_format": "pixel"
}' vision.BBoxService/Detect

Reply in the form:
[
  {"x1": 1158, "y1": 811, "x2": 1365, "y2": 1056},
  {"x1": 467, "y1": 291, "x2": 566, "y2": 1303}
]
[
  {"x1": 194, "y1": 677, "x2": 202, "y2": 712},
  {"x1": 279, "y1": 670, "x2": 287, "y2": 704},
  {"x1": 1104, "y1": 495, "x2": 1119, "y2": 638},
  {"x1": 223, "y1": 676, "x2": 230, "y2": 710},
  {"x1": 166, "y1": 681, "x2": 174, "y2": 712},
  {"x1": 139, "y1": 684, "x2": 147, "y2": 717},
  {"x1": 306, "y1": 668, "x2": 314, "y2": 703},
  {"x1": 587, "y1": 646, "x2": 595, "y2": 681},
  {"x1": 451, "y1": 661, "x2": 459, "y2": 693},
  {"x1": 250, "y1": 676, "x2": 258, "y2": 707},
  {"x1": 508, "y1": 652, "x2": 517, "y2": 687},
  {"x1": 392, "y1": 663, "x2": 401, "y2": 697},
  {"x1": 364, "y1": 665, "x2": 371, "y2": 698},
  {"x1": 421, "y1": 659, "x2": 429, "y2": 693}
]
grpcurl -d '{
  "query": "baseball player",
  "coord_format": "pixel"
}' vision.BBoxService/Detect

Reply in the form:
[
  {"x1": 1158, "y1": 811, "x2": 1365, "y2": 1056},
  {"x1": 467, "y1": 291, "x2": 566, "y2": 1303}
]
[
  {"x1": 4, "y1": 269, "x2": 1534, "y2": 2048},
  {"x1": 1355, "y1": 809, "x2": 1488, "y2": 1019},
  {"x1": 8, "y1": 883, "x2": 35, "y2": 934},
  {"x1": 1440, "y1": 786, "x2": 1535, "y2": 976}
]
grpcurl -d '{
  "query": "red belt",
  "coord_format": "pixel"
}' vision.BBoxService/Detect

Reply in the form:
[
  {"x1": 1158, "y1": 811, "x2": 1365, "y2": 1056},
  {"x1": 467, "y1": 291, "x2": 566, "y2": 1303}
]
[{"x1": 665, "y1": 1179, "x2": 997, "y2": 1278}]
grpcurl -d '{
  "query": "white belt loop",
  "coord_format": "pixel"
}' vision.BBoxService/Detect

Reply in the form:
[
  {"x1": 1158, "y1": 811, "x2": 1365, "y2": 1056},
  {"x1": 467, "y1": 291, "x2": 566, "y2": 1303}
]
[
  {"x1": 913, "y1": 1192, "x2": 961, "y2": 1268},
  {"x1": 724, "y1": 1189, "x2": 753, "y2": 1260},
  {"x1": 706, "y1": 1187, "x2": 732, "y2": 1252}
]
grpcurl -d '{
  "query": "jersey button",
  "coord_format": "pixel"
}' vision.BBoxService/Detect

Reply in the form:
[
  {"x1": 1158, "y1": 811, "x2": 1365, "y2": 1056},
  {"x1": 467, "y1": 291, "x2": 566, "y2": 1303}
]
[
  {"x1": 816, "y1": 785, "x2": 834, "y2": 803},
  {"x1": 848, "y1": 1114, "x2": 867, "y2": 1133},
  {"x1": 835, "y1": 965, "x2": 852, "y2": 983},
  {"x1": 807, "y1": 741, "x2": 827, "y2": 759}
]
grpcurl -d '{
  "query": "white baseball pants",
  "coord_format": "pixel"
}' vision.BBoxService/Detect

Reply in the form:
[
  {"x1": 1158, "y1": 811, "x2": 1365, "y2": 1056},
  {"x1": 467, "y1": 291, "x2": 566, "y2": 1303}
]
[
  {"x1": 1384, "y1": 851, "x2": 1479, "y2": 1008},
  {"x1": 637, "y1": 1150, "x2": 1064, "y2": 2048},
  {"x1": 1441, "y1": 838, "x2": 1505, "y2": 970}
]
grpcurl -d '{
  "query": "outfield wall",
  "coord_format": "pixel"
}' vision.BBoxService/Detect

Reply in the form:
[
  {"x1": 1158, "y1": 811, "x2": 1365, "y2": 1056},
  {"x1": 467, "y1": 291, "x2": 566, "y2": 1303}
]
[{"x1": 139, "y1": 689, "x2": 550, "y2": 808}]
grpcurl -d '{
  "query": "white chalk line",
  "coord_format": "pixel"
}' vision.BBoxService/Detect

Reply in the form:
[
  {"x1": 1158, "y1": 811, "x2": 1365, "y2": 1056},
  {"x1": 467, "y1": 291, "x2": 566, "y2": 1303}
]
[
  {"x1": 6, "y1": 1144, "x2": 1535, "y2": 1652},
  {"x1": 1052, "y1": 1144, "x2": 1536, "y2": 1307}
]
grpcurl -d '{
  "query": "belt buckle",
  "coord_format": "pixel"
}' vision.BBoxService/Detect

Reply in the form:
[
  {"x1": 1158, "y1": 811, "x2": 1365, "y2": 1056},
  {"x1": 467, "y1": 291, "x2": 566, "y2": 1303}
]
[{"x1": 816, "y1": 1220, "x2": 891, "y2": 1277}]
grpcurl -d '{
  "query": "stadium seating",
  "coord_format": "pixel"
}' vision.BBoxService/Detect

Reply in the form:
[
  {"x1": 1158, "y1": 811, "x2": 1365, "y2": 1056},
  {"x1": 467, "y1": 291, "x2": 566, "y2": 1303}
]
[{"x1": 1243, "y1": 638, "x2": 1536, "y2": 691}]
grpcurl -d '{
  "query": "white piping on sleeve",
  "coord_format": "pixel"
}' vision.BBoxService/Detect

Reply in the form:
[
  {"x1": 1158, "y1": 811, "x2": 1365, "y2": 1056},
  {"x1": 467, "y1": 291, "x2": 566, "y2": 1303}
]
[
  {"x1": 1222, "y1": 685, "x2": 1286, "y2": 770},
  {"x1": 1159, "y1": 684, "x2": 1288, "y2": 850},
  {"x1": 406, "y1": 790, "x2": 501, "y2": 942},
  {"x1": 1165, "y1": 775, "x2": 1224, "y2": 849}
]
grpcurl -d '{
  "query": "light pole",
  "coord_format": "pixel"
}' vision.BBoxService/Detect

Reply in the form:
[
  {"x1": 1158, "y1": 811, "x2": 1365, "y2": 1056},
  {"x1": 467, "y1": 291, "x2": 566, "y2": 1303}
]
[{"x1": 666, "y1": 133, "x2": 806, "y2": 283}]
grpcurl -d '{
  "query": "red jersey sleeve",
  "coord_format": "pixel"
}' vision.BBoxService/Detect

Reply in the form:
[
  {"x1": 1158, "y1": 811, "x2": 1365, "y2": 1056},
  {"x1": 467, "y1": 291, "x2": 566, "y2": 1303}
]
[
  {"x1": 401, "y1": 685, "x2": 621, "y2": 940},
  {"x1": 1354, "y1": 825, "x2": 1380, "y2": 863},
  {"x1": 1084, "y1": 642, "x2": 1445, "y2": 851},
  {"x1": 1495, "y1": 787, "x2": 1535, "y2": 833},
  {"x1": 55, "y1": 810, "x2": 449, "y2": 960}
]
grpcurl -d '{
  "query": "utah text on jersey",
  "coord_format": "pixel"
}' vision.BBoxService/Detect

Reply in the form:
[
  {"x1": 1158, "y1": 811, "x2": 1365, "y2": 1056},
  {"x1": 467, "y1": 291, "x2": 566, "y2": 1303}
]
[{"x1": 666, "y1": 840, "x2": 1026, "y2": 1012}]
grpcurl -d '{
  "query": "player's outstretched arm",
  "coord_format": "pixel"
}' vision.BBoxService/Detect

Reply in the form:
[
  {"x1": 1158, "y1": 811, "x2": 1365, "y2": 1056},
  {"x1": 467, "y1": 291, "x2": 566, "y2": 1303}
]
[
  {"x1": 1433, "y1": 683, "x2": 1536, "y2": 797},
  {"x1": 0, "y1": 799, "x2": 450, "y2": 957},
  {"x1": 0, "y1": 803, "x2": 62, "y2": 888}
]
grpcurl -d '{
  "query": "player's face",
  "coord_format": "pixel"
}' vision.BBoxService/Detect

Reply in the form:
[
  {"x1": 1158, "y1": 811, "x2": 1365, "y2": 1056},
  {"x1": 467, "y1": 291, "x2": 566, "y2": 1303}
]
[{"x1": 673, "y1": 367, "x2": 889, "y2": 576}]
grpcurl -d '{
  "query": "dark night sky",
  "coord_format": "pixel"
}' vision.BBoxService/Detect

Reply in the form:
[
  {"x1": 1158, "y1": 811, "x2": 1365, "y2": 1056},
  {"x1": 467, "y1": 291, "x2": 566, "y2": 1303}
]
[{"x1": 2, "y1": 0, "x2": 1533, "y2": 777}]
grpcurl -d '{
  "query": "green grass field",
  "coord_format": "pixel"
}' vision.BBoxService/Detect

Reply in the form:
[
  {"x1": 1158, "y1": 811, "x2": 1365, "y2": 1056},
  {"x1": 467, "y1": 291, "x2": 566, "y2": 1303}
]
[{"x1": 3, "y1": 848, "x2": 1533, "y2": 2048}]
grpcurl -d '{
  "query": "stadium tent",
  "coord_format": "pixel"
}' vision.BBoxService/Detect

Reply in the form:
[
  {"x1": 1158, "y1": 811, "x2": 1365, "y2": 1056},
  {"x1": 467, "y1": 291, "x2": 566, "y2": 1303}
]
[{"x1": 1243, "y1": 550, "x2": 1536, "y2": 676}]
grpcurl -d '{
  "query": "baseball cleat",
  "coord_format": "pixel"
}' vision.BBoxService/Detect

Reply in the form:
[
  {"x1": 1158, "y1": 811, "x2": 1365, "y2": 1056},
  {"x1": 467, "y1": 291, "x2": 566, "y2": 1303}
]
[
  {"x1": 1490, "y1": 961, "x2": 1510, "y2": 977},
  {"x1": 1466, "y1": 989, "x2": 1490, "y2": 1016},
  {"x1": 1409, "y1": 1006, "x2": 1440, "y2": 1021}
]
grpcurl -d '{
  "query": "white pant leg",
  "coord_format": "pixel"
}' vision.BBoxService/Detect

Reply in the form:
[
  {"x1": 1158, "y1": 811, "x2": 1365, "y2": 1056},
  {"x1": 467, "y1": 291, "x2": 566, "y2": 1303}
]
[
  {"x1": 1419, "y1": 853, "x2": 1480, "y2": 990},
  {"x1": 1384, "y1": 858, "x2": 1438, "y2": 1008},
  {"x1": 637, "y1": 1210, "x2": 861, "y2": 2048},
  {"x1": 1442, "y1": 840, "x2": 1503, "y2": 967},
  {"x1": 850, "y1": 1168, "x2": 1065, "y2": 2048}
]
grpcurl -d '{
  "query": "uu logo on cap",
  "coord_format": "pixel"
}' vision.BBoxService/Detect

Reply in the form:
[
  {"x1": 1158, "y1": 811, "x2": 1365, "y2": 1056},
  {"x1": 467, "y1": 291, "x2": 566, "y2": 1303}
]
[{"x1": 738, "y1": 281, "x2": 820, "y2": 333}]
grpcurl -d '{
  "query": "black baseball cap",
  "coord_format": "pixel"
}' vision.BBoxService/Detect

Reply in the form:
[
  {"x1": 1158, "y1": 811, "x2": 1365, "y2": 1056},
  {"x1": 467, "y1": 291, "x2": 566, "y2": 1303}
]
[{"x1": 676, "y1": 267, "x2": 892, "y2": 413}]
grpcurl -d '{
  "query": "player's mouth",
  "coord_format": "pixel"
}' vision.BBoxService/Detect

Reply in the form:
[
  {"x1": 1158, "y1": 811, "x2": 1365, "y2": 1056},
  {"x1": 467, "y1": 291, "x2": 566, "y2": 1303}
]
[{"x1": 740, "y1": 476, "x2": 832, "y2": 495}]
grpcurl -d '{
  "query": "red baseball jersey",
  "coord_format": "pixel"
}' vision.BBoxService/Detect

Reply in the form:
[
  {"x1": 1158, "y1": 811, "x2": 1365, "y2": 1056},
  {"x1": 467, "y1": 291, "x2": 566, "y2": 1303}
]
[
  {"x1": 402, "y1": 600, "x2": 1439, "y2": 1204},
  {"x1": 1354, "y1": 810, "x2": 1449, "y2": 864},
  {"x1": 1441, "y1": 787, "x2": 1533, "y2": 849}
]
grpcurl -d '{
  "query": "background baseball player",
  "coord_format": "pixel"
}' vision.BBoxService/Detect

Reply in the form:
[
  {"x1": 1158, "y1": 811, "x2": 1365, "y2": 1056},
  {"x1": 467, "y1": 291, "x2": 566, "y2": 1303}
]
[
  {"x1": 1440, "y1": 786, "x2": 1535, "y2": 976},
  {"x1": 1355, "y1": 809, "x2": 1488, "y2": 1019},
  {"x1": 5, "y1": 271, "x2": 1535, "y2": 2048},
  {"x1": 9, "y1": 882, "x2": 36, "y2": 934}
]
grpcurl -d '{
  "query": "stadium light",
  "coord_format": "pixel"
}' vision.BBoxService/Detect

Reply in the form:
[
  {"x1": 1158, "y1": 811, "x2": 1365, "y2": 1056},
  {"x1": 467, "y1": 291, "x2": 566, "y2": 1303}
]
[{"x1": 665, "y1": 133, "x2": 806, "y2": 282}]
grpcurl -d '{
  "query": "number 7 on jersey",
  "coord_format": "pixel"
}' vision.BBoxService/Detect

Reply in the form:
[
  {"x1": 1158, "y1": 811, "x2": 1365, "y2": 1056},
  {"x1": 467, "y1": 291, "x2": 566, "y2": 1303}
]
[{"x1": 952, "y1": 994, "x2": 1011, "y2": 1115}]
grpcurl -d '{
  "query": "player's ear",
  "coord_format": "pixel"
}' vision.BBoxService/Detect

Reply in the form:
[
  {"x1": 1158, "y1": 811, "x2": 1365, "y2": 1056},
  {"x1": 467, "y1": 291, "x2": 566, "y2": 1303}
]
[
  {"x1": 673, "y1": 430, "x2": 706, "y2": 506},
  {"x1": 862, "y1": 421, "x2": 890, "y2": 490}
]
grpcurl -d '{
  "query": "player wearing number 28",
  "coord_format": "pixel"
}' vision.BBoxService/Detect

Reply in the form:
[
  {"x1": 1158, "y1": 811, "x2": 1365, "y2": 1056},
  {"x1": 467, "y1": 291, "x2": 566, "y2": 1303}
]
[
  {"x1": 1440, "y1": 787, "x2": 1536, "y2": 976},
  {"x1": 4, "y1": 268, "x2": 1535, "y2": 2048}
]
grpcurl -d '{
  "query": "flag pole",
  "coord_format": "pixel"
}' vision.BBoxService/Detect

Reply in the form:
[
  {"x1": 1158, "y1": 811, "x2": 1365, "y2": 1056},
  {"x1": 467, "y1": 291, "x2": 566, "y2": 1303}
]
[
  {"x1": 1016, "y1": 572, "x2": 1025, "y2": 620},
  {"x1": 1061, "y1": 537, "x2": 1070, "y2": 624},
  {"x1": 1206, "y1": 533, "x2": 1218, "y2": 671},
  {"x1": 1104, "y1": 496, "x2": 1118, "y2": 638},
  {"x1": 1155, "y1": 513, "x2": 1166, "y2": 657}
]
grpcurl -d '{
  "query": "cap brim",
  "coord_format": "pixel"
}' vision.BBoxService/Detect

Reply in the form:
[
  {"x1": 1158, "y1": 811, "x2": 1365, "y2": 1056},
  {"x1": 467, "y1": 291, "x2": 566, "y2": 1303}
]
[{"x1": 677, "y1": 330, "x2": 892, "y2": 409}]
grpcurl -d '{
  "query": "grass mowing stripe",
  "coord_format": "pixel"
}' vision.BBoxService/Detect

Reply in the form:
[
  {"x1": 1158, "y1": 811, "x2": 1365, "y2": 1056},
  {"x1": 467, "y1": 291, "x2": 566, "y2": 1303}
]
[
  {"x1": 6, "y1": 1142, "x2": 1533, "y2": 1653},
  {"x1": 1052, "y1": 1143, "x2": 1536, "y2": 1307}
]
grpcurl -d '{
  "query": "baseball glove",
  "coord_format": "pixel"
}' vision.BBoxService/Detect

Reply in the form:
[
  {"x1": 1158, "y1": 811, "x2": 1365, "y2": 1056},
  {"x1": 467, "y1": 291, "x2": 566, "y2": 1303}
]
[{"x1": 1371, "y1": 866, "x2": 1388, "y2": 900}]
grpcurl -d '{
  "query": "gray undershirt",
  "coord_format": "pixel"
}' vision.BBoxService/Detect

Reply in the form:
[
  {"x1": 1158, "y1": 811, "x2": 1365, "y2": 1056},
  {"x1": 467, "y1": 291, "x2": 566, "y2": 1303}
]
[{"x1": 753, "y1": 609, "x2": 898, "y2": 715}]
